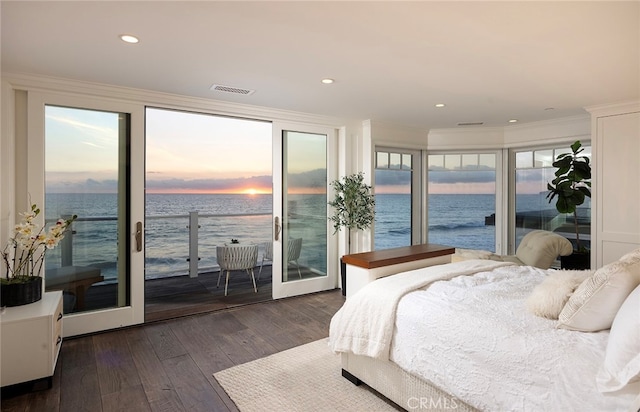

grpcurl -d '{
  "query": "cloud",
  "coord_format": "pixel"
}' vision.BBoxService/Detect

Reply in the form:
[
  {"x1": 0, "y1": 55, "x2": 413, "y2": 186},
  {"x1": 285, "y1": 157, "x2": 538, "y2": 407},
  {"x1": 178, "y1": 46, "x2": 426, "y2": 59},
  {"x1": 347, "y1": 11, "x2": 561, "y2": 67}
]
[
  {"x1": 288, "y1": 169, "x2": 326, "y2": 188},
  {"x1": 427, "y1": 169, "x2": 496, "y2": 184},
  {"x1": 46, "y1": 169, "x2": 330, "y2": 193},
  {"x1": 375, "y1": 170, "x2": 412, "y2": 186},
  {"x1": 147, "y1": 175, "x2": 273, "y2": 192},
  {"x1": 46, "y1": 178, "x2": 118, "y2": 193},
  {"x1": 515, "y1": 169, "x2": 549, "y2": 182},
  {"x1": 375, "y1": 167, "x2": 499, "y2": 187}
]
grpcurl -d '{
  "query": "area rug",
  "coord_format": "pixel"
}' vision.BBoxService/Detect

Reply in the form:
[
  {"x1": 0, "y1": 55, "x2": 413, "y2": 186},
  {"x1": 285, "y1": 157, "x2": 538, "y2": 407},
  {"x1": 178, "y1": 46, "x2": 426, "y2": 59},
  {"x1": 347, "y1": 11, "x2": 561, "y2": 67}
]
[{"x1": 214, "y1": 338, "x2": 398, "y2": 411}]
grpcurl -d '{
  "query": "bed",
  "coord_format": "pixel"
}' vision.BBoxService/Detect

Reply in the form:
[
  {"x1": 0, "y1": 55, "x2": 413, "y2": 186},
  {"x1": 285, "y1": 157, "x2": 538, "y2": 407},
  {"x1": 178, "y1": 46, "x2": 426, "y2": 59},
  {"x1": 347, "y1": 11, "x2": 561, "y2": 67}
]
[{"x1": 329, "y1": 257, "x2": 640, "y2": 412}]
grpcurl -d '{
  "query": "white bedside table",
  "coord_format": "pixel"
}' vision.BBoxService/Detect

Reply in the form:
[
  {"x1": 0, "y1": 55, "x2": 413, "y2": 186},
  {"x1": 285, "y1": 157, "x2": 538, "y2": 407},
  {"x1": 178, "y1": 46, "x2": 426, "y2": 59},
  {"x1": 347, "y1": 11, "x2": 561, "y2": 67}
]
[{"x1": 1, "y1": 291, "x2": 63, "y2": 388}]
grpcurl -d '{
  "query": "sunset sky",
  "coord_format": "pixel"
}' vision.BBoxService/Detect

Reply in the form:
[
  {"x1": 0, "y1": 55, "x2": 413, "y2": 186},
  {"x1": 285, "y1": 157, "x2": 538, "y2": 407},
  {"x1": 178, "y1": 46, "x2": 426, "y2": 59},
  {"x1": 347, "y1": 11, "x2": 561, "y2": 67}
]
[
  {"x1": 145, "y1": 108, "x2": 274, "y2": 194},
  {"x1": 45, "y1": 106, "x2": 557, "y2": 195}
]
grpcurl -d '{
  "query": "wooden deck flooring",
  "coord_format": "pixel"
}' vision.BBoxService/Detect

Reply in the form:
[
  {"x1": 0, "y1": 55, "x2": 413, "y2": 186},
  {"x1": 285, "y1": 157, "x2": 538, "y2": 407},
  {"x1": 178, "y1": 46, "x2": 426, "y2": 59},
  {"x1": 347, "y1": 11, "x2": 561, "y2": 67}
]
[
  {"x1": 143, "y1": 266, "x2": 280, "y2": 322},
  {"x1": 0, "y1": 289, "x2": 346, "y2": 411},
  {"x1": 76, "y1": 264, "x2": 322, "y2": 323}
]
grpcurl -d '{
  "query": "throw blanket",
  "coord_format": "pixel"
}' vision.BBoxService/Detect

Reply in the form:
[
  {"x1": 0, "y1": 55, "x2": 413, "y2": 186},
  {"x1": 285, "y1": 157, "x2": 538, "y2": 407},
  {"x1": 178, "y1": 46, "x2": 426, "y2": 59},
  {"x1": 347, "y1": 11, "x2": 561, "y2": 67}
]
[{"x1": 328, "y1": 259, "x2": 514, "y2": 360}]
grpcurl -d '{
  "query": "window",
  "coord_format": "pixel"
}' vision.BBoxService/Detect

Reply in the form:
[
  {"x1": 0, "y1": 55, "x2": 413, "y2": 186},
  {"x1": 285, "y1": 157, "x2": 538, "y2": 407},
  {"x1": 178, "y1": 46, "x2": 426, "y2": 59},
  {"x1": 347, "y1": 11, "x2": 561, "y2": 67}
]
[
  {"x1": 374, "y1": 148, "x2": 420, "y2": 250},
  {"x1": 513, "y1": 144, "x2": 591, "y2": 250},
  {"x1": 427, "y1": 153, "x2": 497, "y2": 252}
]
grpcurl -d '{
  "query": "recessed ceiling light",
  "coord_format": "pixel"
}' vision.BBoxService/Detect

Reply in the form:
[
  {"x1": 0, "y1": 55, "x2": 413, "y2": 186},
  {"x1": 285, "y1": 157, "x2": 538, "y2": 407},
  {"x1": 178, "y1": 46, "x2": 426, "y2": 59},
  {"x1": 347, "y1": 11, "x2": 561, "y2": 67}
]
[
  {"x1": 321, "y1": 78, "x2": 334, "y2": 84},
  {"x1": 120, "y1": 34, "x2": 139, "y2": 44},
  {"x1": 544, "y1": 107, "x2": 555, "y2": 111},
  {"x1": 509, "y1": 119, "x2": 518, "y2": 123},
  {"x1": 435, "y1": 103, "x2": 446, "y2": 108}
]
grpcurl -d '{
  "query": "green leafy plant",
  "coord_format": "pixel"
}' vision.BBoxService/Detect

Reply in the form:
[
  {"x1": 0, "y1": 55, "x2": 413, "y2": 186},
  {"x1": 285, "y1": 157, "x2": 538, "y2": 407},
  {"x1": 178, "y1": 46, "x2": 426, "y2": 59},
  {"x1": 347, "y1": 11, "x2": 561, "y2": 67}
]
[
  {"x1": 1, "y1": 204, "x2": 77, "y2": 284},
  {"x1": 546, "y1": 140, "x2": 591, "y2": 252},
  {"x1": 328, "y1": 172, "x2": 375, "y2": 254}
]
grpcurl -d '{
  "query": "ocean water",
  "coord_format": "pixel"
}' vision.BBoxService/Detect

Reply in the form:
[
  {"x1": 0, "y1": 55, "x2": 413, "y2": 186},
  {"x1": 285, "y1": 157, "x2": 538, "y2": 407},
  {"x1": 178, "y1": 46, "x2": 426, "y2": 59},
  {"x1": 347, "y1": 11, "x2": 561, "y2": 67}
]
[
  {"x1": 375, "y1": 192, "x2": 585, "y2": 253},
  {"x1": 44, "y1": 193, "x2": 327, "y2": 282},
  {"x1": 44, "y1": 192, "x2": 565, "y2": 282},
  {"x1": 374, "y1": 193, "x2": 497, "y2": 252},
  {"x1": 374, "y1": 194, "x2": 412, "y2": 250},
  {"x1": 428, "y1": 194, "x2": 496, "y2": 252}
]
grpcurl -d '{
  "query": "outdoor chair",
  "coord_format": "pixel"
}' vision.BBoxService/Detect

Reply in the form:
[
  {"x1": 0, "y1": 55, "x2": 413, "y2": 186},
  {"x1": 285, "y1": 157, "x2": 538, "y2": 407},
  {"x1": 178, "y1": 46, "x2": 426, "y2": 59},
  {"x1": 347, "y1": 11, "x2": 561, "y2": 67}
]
[
  {"x1": 216, "y1": 244, "x2": 258, "y2": 296},
  {"x1": 258, "y1": 238, "x2": 303, "y2": 280}
]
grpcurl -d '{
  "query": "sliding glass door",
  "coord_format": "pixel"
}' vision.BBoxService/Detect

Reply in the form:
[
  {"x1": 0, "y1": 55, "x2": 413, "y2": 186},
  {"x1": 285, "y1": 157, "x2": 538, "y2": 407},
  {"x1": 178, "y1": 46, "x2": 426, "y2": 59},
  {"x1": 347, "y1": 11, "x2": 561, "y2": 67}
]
[
  {"x1": 29, "y1": 95, "x2": 339, "y2": 335},
  {"x1": 271, "y1": 123, "x2": 337, "y2": 299},
  {"x1": 31, "y1": 92, "x2": 145, "y2": 337}
]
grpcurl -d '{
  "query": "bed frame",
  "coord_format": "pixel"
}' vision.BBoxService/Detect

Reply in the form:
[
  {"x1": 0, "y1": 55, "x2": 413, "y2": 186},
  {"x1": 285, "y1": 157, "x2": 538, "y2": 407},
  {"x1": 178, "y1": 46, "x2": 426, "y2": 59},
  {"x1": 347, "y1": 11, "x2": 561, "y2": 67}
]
[{"x1": 341, "y1": 353, "x2": 479, "y2": 412}]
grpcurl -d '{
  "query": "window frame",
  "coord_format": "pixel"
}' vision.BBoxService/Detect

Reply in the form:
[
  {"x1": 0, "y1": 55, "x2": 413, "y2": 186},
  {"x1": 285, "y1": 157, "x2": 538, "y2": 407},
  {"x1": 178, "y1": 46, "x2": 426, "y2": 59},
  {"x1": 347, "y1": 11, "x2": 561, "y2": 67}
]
[
  {"x1": 426, "y1": 149, "x2": 504, "y2": 253},
  {"x1": 508, "y1": 142, "x2": 592, "y2": 254},
  {"x1": 373, "y1": 146, "x2": 422, "y2": 248}
]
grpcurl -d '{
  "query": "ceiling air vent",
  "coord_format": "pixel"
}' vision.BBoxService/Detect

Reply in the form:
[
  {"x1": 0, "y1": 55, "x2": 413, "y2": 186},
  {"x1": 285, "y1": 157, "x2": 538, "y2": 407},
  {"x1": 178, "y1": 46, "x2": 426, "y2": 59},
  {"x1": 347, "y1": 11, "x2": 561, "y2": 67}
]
[
  {"x1": 457, "y1": 122, "x2": 484, "y2": 126},
  {"x1": 210, "y1": 84, "x2": 255, "y2": 95}
]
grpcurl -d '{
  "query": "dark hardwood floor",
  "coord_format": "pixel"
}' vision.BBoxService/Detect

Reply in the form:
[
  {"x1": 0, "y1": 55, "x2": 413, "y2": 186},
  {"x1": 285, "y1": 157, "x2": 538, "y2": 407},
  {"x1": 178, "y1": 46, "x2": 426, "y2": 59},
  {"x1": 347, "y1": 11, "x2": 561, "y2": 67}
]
[{"x1": 0, "y1": 289, "x2": 345, "y2": 412}]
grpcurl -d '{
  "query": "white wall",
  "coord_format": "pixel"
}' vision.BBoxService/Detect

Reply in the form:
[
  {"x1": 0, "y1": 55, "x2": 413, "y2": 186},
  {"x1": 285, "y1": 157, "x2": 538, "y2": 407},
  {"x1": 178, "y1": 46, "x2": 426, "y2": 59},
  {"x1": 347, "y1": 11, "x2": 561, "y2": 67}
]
[
  {"x1": 367, "y1": 120, "x2": 429, "y2": 149},
  {"x1": 587, "y1": 101, "x2": 640, "y2": 267}
]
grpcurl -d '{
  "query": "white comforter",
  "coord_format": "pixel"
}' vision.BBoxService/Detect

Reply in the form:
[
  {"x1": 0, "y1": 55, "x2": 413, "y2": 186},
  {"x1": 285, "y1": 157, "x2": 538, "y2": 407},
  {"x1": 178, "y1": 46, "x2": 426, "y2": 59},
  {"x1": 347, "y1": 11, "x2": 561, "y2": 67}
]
[
  {"x1": 390, "y1": 264, "x2": 639, "y2": 412},
  {"x1": 328, "y1": 259, "x2": 514, "y2": 360}
]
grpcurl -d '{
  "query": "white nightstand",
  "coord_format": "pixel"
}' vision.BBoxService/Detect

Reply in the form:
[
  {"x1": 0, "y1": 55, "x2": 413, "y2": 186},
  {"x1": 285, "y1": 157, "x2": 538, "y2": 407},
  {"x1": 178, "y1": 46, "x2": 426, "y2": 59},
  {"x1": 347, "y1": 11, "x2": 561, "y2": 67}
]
[{"x1": 0, "y1": 291, "x2": 63, "y2": 388}]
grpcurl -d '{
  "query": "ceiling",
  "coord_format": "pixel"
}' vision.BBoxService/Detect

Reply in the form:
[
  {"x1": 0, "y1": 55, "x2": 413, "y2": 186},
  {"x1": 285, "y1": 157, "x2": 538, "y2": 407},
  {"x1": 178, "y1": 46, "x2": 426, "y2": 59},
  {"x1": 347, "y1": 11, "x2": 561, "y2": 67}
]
[{"x1": 2, "y1": 1, "x2": 639, "y2": 129}]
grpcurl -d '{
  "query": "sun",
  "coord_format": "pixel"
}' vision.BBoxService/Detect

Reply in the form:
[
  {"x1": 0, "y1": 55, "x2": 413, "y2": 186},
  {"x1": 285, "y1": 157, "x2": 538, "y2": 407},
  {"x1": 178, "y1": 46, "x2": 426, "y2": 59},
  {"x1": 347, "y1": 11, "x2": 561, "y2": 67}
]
[{"x1": 245, "y1": 188, "x2": 258, "y2": 195}]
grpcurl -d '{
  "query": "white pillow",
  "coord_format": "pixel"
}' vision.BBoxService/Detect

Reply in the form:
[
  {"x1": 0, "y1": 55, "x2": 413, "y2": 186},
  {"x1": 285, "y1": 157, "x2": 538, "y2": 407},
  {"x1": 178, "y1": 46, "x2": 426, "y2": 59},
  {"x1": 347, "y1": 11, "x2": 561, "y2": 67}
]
[
  {"x1": 557, "y1": 255, "x2": 640, "y2": 332},
  {"x1": 596, "y1": 284, "x2": 640, "y2": 392},
  {"x1": 526, "y1": 270, "x2": 593, "y2": 319},
  {"x1": 620, "y1": 247, "x2": 640, "y2": 262}
]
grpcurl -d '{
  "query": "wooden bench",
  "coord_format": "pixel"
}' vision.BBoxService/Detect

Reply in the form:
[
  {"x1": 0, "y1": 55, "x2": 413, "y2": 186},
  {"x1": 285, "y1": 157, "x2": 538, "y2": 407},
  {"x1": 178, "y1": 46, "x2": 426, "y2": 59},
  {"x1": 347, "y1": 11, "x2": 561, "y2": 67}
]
[
  {"x1": 342, "y1": 244, "x2": 455, "y2": 298},
  {"x1": 45, "y1": 266, "x2": 103, "y2": 311}
]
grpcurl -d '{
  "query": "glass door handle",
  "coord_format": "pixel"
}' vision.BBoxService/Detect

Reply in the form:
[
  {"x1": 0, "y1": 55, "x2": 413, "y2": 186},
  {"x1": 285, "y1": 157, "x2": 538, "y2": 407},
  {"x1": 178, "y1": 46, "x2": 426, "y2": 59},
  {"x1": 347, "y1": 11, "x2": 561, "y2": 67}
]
[
  {"x1": 135, "y1": 221, "x2": 143, "y2": 252},
  {"x1": 274, "y1": 216, "x2": 281, "y2": 241}
]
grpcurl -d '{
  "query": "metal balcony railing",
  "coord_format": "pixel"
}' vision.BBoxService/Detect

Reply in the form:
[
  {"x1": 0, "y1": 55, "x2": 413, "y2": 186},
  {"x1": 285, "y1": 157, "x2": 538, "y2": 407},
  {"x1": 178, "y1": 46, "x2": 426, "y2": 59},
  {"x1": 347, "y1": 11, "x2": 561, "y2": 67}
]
[{"x1": 48, "y1": 212, "x2": 273, "y2": 282}]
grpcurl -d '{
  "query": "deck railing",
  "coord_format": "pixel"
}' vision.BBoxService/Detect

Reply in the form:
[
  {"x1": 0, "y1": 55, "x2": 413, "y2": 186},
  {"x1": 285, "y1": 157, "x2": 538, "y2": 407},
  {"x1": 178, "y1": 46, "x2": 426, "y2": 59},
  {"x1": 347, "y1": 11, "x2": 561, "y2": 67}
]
[{"x1": 49, "y1": 212, "x2": 273, "y2": 282}]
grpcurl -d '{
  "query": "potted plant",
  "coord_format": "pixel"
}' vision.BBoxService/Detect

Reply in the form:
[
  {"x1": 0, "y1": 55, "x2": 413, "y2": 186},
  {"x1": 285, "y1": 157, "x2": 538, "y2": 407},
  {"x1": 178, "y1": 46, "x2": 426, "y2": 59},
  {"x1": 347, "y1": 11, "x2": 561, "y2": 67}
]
[
  {"x1": 328, "y1": 172, "x2": 375, "y2": 295},
  {"x1": 546, "y1": 140, "x2": 591, "y2": 269},
  {"x1": 1, "y1": 204, "x2": 76, "y2": 307}
]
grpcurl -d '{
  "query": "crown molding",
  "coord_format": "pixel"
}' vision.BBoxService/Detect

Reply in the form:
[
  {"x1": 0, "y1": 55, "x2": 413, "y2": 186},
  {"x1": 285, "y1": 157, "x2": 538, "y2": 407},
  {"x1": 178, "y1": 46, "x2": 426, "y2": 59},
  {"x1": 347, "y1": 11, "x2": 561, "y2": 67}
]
[
  {"x1": 502, "y1": 114, "x2": 590, "y2": 148},
  {"x1": 585, "y1": 100, "x2": 640, "y2": 117}
]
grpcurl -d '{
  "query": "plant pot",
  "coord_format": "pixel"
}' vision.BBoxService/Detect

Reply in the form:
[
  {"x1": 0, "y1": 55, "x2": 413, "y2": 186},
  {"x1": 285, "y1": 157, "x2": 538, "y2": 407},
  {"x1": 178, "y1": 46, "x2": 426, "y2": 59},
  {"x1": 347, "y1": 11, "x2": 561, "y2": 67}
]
[
  {"x1": 561, "y1": 252, "x2": 591, "y2": 270},
  {"x1": 0, "y1": 276, "x2": 43, "y2": 307}
]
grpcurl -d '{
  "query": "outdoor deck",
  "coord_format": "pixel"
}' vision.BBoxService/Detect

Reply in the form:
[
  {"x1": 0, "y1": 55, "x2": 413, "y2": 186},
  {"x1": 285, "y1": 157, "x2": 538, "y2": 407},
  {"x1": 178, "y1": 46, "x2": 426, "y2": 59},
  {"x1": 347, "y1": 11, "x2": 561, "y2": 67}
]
[{"x1": 77, "y1": 264, "x2": 324, "y2": 322}]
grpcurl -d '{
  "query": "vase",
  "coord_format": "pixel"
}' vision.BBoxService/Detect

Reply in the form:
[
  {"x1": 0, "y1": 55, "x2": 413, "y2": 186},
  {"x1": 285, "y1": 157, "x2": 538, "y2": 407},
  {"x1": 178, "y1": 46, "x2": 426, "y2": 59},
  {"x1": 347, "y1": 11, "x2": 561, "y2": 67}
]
[{"x1": 0, "y1": 276, "x2": 43, "y2": 307}]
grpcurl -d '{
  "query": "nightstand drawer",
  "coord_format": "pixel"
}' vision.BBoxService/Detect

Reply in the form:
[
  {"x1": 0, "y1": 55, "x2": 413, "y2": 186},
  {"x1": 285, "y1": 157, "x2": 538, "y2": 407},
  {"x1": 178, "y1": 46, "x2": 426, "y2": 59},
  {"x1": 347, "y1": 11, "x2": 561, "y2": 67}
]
[{"x1": 52, "y1": 295, "x2": 64, "y2": 366}]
